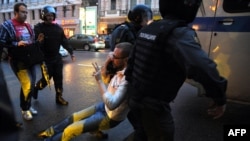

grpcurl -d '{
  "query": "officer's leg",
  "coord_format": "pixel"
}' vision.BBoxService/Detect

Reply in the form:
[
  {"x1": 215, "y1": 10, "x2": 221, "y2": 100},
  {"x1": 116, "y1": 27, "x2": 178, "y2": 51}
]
[
  {"x1": 141, "y1": 106, "x2": 174, "y2": 141},
  {"x1": 33, "y1": 63, "x2": 52, "y2": 99},
  {"x1": 127, "y1": 110, "x2": 147, "y2": 141},
  {"x1": 53, "y1": 59, "x2": 68, "y2": 105}
]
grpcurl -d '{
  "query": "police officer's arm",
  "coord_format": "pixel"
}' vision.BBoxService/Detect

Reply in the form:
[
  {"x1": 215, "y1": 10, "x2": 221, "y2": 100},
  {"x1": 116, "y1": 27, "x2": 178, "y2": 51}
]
[
  {"x1": 34, "y1": 24, "x2": 41, "y2": 40},
  {"x1": 33, "y1": 23, "x2": 44, "y2": 46},
  {"x1": 61, "y1": 32, "x2": 75, "y2": 61},
  {"x1": 170, "y1": 27, "x2": 227, "y2": 118}
]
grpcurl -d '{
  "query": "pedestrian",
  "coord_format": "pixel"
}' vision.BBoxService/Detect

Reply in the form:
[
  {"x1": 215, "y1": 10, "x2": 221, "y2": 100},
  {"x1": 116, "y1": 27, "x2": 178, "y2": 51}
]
[
  {"x1": 33, "y1": 6, "x2": 75, "y2": 105},
  {"x1": 37, "y1": 42, "x2": 132, "y2": 141},
  {"x1": 0, "y1": 2, "x2": 45, "y2": 121},
  {"x1": 124, "y1": 0, "x2": 227, "y2": 141}
]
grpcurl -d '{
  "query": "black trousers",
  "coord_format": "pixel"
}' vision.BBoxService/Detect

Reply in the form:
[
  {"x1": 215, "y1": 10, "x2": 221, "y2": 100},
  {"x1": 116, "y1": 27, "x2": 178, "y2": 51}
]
[
  {"x1": 36, "y1": 56, "x2": 63, "y2": 93},
  {"x1": 127, "y1": 84, "x2": 175, "y2": 141}
]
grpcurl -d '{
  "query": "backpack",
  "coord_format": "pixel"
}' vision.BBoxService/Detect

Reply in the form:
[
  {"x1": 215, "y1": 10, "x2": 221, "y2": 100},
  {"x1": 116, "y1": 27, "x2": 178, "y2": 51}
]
[{"x1": 109, "y1": 22, "x2": 136, "y2": 51}]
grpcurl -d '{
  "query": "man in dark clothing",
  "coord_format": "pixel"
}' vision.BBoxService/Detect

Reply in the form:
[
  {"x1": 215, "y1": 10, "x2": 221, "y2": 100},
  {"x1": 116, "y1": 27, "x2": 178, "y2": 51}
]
[
  {"x1": 33, "y1": 6, "x2": 75, "y2": 105},
  {"x1": 109, "y1": 4, "x2": 153, "y2": 51},
  {"x1": 124, "y1": 0, "x2": 227, "y2": 141}
]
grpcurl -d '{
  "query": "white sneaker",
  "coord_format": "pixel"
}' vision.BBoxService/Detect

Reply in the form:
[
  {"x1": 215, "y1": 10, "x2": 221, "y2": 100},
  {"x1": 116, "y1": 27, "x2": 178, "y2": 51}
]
[
  {"x1": 22, "y1": 110, "x2": 33, "y2": 120},
  {"x1": 30, "y1": 107, "x2": 38, "y2": 115}
]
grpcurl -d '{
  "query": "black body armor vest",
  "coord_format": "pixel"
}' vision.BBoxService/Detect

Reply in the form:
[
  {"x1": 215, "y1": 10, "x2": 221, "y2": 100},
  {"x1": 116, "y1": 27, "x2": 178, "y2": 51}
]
[{"x1": 129, "y1": 19, "x2": 186, "y2": 101}]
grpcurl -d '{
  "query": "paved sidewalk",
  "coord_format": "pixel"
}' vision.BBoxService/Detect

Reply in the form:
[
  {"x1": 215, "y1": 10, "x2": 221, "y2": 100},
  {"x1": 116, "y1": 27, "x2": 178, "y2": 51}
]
[{"x1": 1, "y1": 60, "x2": 250, "y2": 141}]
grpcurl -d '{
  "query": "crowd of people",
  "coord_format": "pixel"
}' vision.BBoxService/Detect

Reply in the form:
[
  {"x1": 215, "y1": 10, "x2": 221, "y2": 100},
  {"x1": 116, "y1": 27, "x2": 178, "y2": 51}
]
[{"x1": 0, "y1": 0, "x2": 227, "y2": 141}]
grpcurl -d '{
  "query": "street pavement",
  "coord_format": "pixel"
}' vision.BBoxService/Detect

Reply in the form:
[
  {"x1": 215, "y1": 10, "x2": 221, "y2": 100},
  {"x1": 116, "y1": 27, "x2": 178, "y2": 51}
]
[{"x1": 1, "y1": 51, "x2": 250, "y2": 141}]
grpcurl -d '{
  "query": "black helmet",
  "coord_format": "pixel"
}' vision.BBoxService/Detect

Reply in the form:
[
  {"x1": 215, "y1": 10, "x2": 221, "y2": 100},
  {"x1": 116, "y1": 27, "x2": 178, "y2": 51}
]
[
  {"x1": 128, "y1": 4, "x2": 153, "y2": 24},
  {"x1": 159, "y1": 0, "x2": 202, "y2": 23},
  {"x1": 41, "y1": 6, "x2": 56, "y2": 21}
]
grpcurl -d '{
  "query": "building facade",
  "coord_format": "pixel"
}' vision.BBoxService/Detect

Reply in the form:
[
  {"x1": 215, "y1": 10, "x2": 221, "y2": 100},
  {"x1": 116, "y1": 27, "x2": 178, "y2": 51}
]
[
  {"x1": 0, "y1": 0, "x2": 160, "y2": 36},
  {"x1": 98, "y1": 0, "x2": 161, "y2": 34}
]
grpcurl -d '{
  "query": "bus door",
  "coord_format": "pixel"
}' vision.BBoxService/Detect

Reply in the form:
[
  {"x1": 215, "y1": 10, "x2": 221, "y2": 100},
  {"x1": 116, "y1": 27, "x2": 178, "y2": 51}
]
[{"x1": 192, "y1": 0, "x2": 250, "y2": 102}]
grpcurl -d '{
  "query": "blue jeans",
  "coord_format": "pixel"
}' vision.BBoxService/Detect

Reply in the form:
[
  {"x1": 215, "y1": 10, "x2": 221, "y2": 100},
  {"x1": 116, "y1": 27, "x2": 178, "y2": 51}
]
[
  {"x1": 47, "y1": 102, "x2": 122, "y2": 141},
  {"x1": 10, "y1": 60, "x2": 36, "y2": 110}
]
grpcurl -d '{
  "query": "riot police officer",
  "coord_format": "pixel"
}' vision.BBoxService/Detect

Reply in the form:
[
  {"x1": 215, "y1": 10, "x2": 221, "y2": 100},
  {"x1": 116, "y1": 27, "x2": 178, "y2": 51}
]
[
  {"x1": 125, "y1": 0, "x2": 227, "y2": 141},
  {"x1": 33, "y1": 6, "x2": 75, "y2": 105},
  {"x1": 109, "y1": 4, "x2": 153, "y2": 51}
]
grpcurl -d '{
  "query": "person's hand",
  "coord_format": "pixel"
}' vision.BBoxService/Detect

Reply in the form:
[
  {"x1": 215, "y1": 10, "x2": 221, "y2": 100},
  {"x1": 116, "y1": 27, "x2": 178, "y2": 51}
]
[
  {"x1": 103, "y1": 52, "x2": 113, "y2": 67},
  {"x1": 18, "y1": 41, "x2": 27, "y2": 47},
  {"x1": 102, "y1": 52, "x2": 113, "y2": 75},
  {"x1": 92, "y1": 62, "x2": 101, "y2": 81},
  {"x1": 207, "y1": 100, "x2": 226, "y2": 119},
  {"x1": 37, "y1": 33, "x2": 44, "y2": 43},
  {"x1": 107, "y1": 52, "x2": 113, "y2": 62},
  {"x1": 92, "y1": 62, "x2": 100, "y2": 72}
]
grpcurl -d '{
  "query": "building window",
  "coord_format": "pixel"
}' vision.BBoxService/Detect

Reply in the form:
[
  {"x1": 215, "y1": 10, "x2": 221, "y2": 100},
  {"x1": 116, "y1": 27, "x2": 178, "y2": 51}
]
[
  {"x1": 111, "y1": 0, "x2": 116, "y2": 10},
  {"x1": 130, "y1": 0, "x2": 136, "y2": 9},
  {"x1": 8, "y1": 12, "x2": 11, "y2": 19},
  {"x1": 3, "y1": 13, "x2": 6, "y2": 21},
  {"x1": 63, "y1": 6, "x2": 67, "y2": 17},
  {"x1": 223, "y1": 0, "x2": 250, "y2": 13},
  {"x1": 72, "y1": 5, "x2": 75, "y2": 17},
  {"x1": 32, "y1": 10, "x2": 35, "y2": 20},
  {"x1": 39, "y1": 9, "x2": 42, "y2": 19},
  {"x1": 145, "y1": 0, "x2": 151, "y2": 7},
  {"x1": 54, "y1": 7, "x2": 57, "y2": 13}
]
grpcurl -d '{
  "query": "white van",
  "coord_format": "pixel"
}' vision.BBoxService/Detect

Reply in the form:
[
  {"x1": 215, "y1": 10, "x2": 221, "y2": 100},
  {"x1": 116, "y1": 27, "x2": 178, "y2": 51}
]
[{"x1": 189, "y1": 0, "x2": 250, "y2": 103}]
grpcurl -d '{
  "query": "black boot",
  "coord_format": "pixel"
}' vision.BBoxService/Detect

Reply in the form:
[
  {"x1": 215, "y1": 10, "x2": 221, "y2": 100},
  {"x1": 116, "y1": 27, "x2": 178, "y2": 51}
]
[
  {"x1": 56, "y1": 93, "x2": 68, "y2": 105},
  {"x1": 56, "y1": 95, "x2": 68, "y2": 105}
]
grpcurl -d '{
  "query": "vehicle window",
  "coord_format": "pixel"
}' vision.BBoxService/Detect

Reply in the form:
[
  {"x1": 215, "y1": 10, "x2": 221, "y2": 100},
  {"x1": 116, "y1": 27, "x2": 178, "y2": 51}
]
[
  {"x1": 223, "y1": 0, "x2": 250, "y2": 13},
  {"x1": 88, "y1": 36, "x2": 94, "y2": 40},
  {"x1": 70, "y1": 35, "x2": 77, "y2": 40},
  {"x1": 83, "y1": 35, "x2": 89, "y2": 39},
  {"x1": 78, "y1": 35, "x2": 84, "y2": 39}
]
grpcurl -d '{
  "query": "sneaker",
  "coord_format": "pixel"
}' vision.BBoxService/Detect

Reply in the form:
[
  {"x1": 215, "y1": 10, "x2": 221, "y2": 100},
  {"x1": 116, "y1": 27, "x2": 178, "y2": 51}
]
[
  {"x1": 30, "y1": 107, "x2": 38, "y2": 115},
  {"x1": 22, "y1": 110, "x2": 33, "y2": 120}
]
